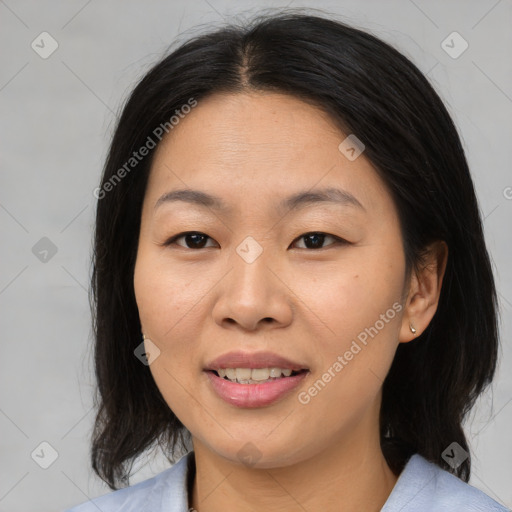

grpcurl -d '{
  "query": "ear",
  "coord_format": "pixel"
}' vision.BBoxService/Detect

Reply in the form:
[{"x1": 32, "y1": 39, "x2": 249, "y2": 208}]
[{"x1": 399, "y1": 240, "x2": 448, "y2": 343}]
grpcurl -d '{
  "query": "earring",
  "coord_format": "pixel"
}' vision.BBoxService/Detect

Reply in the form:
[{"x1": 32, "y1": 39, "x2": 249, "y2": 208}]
[{"x1": 410, "y1": 323, "x2": 417, "y2": 334}]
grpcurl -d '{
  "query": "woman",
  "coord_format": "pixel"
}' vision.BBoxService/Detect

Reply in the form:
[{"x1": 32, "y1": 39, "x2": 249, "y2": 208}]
[{"x1": 66, "y1": 11, "x2": 508, "y2": 512}]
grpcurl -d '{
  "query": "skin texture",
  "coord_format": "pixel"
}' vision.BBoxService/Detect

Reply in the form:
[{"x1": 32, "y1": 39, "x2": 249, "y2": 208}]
[{"x1": 133, "y1": 91, "x2": 448, "y2": 512}]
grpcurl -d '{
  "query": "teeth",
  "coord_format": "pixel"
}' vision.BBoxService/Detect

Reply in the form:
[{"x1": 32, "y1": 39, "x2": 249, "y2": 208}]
[
  {"x1": 269, "y1": 367, "x2": 281, "y2": 378},
  {"x1": 235, "y1": 368, "x2": 252, "y2": 381},
  {"x1": 215, "y1": 367, "x2": 298, "y2": 383},
  {"x1": 251, "y1": 368, "x2": 270, "y2": 381}
]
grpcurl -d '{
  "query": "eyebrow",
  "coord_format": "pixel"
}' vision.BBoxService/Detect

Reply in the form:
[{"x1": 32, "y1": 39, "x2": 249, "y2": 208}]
[{"x1": 153, "y1": 187, "x2": 366, "y2": 214}]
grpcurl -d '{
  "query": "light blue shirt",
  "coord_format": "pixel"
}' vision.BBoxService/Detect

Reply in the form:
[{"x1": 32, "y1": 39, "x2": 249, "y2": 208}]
[{"x1": 64, "y1": 452, "x2": 509, "y2": 511}]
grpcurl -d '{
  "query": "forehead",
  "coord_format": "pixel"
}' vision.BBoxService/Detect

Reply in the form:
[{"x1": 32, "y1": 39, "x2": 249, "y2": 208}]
[{"x1": 145, "y1": 92, "x2": 391, "y2": 217}]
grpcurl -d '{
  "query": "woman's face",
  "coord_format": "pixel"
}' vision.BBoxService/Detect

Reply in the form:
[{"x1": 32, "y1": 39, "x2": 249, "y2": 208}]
[{"x1": 134, "y1": 91, "x2": 409, "y2": 467}]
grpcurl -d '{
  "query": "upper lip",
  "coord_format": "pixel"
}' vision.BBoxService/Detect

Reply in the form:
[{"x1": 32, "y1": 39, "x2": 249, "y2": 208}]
[{"x1": 204, "y1": 351, "x2": 309, "y2": 371}]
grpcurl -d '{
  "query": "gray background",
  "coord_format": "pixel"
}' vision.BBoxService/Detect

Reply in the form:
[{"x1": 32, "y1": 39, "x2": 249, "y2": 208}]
[{"x1": 1, "y1": 0, "x2": 511, "y2": 510}]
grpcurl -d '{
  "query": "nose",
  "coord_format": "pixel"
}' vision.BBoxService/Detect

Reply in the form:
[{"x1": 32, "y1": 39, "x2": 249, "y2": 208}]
[{"x1": 211, "y1": 247, "x2": 293, "y2": 332}]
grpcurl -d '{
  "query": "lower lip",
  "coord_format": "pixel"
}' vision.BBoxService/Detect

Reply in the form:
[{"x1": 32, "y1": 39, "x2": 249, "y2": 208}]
[{"x1": 205, "y1": 370, "x2": 309, "y2": 408}]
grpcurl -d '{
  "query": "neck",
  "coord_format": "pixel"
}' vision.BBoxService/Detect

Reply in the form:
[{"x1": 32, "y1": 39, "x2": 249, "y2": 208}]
[{"x1": 190, "y1": 410, "x2": 399, "y2": 512}]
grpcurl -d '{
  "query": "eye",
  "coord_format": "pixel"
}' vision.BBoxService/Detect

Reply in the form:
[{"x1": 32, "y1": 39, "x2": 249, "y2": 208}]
[
  {"x1": 291, "y1": 232, "x2": 346, "y2": 250},
  {"x1": 164, "y1": 231, "x2": 217, "y2": 249},
  {"x1": 163, "y1": 231, "x2": 347, "y2": 251}
]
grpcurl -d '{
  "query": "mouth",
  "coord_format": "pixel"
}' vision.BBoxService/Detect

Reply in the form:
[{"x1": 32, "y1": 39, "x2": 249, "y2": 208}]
[
  {"x1": 203, "y1": 351, "x2": 310, "y2": 408},
  {"x1": 204, "y1": 368, "x2": 309, "y2": 408},
  {"x1": 207, "y1": 367, "x2": 308, "y2": 384}
]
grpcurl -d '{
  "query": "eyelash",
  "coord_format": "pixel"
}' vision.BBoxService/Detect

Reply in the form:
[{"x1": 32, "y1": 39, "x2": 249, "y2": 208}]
[{"x1": 163, "y1": 231, "x2": 349, "y2": 251}]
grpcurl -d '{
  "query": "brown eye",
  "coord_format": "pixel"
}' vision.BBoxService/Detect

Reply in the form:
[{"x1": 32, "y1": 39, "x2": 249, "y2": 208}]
[
  {"x1": 164, "y1": 231, "x2": 347, "y2": 251},
  {"x1": 165, "y1": 232, "x2": 217, "y2": 249},
  {"x1": 292, "y1": 232, "x2": 346, "y2": 250}
]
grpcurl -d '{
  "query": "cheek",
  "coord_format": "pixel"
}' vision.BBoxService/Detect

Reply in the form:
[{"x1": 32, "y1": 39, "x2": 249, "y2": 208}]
[
  {"x1": 296, "y1": 243, "x2": 404, "y2": 337},
  {"x1": 297, "y1": 243, "x2": 404, "y2": 395},
  {"x1": 134, "y1": 249, "x2": 205, "y2": 337},
  {"x1": 294, "y1": 264, "x2": 403, "y2": 440},
  {"x1": 133, "y1": 249, "x2": 217, "y2": 386},
  {"x1": 133, "y1": 252, "x2": 203, "y2": 421}
]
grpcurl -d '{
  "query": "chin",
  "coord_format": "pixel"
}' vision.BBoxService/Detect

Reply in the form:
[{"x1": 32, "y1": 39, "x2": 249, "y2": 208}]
[{"x1": 197, "y1": 432, "x2": 315, "y2": 470}]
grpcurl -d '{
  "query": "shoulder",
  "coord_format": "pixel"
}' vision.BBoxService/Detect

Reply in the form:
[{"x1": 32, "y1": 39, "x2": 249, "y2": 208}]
[
  {"x1": 382, "y1": 454, "x2": 510, "y2": 512},
  {"x1": 63, "y1": 452, "x2": 192, "y2": 512}
]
